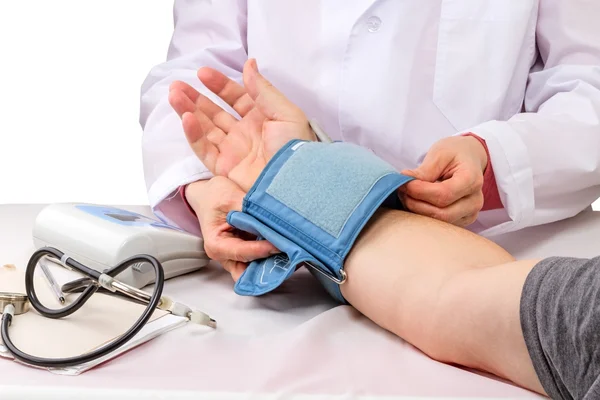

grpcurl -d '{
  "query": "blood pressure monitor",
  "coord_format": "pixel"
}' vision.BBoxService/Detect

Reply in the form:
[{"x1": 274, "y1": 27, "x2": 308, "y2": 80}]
[{"x1": 31, "y1": 203, "x2": 210, "y2": 288}]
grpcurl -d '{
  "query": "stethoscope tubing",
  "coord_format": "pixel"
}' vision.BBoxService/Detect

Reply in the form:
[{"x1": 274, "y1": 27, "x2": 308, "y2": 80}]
[{"x1": 1, "y1": 247, "x2": 165, "y2": 368}]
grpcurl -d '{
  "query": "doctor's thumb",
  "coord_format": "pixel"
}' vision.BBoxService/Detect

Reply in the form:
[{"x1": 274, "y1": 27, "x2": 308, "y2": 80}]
[
  {"x1": 403, "y1": 146, "x2": 456, "y2": 183},
  {"x1": 243, "y1": 59, "x2": 305, "y2": 122},
  {"x1": 402, "y1": 158, "x2": 445, "y2": 183}
]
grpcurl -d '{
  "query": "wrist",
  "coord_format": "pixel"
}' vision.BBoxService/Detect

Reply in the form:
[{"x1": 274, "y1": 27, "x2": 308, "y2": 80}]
[
  {"x1": 185, "y1": 179, "x2": 211, "y2": 216},
  {"x1": 462, "y1": 133, "x2": 489, "y2": 173},
  {"x1": 460, "y1": 133, "x2": 504, "y2": 211}
]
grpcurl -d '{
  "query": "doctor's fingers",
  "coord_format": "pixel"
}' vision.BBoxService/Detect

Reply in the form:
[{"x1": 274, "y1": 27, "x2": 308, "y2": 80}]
[
  {"x1": 169, "y1": 87, "x2": 196, "y2": 117},
  {"x1": 195, "y1": 92, "x2": 238, "y2": 133},
  {"x1": 455, "y1": 212, "x2": 480, "y2": 228},
  {"x1": 221, "y1": 260, "x2": 247, "y2": 282},
  {"x1": 170, "y1": 80, "x2": 201, "y2": 103},
  {"x1": 182, "y1": 112, "x2": 221, "y2": 172},
  {"x1": 205, "y1": 235, "x2": 279, "y2": 264},
  {"x1": 400, "y1": 191, "x2": 484, "y2": 226},
  {"x1": 170, "y1": 81, "x2": 238, "y2": 134},
  {"x1": 243, "y1": 59, "x2": 306, "y2": 123},
  {"x1": 198, "y1": 66, "x2": 256, "y2": 118},
  {"x1": 401, "y1": 169, "x2": 483, "y2": 209}
]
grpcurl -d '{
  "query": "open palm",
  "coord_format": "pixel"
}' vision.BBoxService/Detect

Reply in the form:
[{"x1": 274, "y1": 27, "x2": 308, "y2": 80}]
[{"x1": 169, "y1": 59, "x2": 315, "y2": 192}]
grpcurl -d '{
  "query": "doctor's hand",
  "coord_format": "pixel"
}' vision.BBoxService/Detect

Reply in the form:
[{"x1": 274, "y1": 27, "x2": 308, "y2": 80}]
[
  {"x1": 169, "y1": 58, "x2": 316, "y2": 192},
  {"x1": 185, "y1": 177, "x2": 278, "y2": 282},
  {"x1": 399, "y1": 136, "x2": 488, "y2": 227}
]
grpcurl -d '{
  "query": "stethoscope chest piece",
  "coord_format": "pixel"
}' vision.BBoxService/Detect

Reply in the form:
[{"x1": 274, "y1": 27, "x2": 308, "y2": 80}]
[{"x1": 0, "y1": 293, "x2": 30, "y2": 315}]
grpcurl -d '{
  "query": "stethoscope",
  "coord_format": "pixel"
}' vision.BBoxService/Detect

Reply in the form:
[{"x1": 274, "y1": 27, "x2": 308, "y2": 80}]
[{"x1": 0, "y1": 247, "x2": 216, "y2": 369}]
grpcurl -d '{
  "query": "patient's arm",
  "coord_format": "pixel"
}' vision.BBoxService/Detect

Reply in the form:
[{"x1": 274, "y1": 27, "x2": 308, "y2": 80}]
[{"x1": 343, "y1": 208, "x2": 544, "y2": 395}]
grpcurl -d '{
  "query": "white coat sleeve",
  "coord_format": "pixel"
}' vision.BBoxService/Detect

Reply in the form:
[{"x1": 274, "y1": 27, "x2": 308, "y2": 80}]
[
  {"x1": 139, "y1": 0, "x2": 247, "y2": 232},
  {"x1": 465, "y1": 0, "x2": 600, "y2": 236}
]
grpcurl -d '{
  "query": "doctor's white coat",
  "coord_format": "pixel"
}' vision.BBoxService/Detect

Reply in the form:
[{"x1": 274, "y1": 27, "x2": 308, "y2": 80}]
[{"x1": 140, "y1": 0, "x2": 600, "y2": 237}]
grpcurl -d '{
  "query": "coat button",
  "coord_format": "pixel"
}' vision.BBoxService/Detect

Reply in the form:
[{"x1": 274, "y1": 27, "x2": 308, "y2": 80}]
[{"x1": 366, "y1": 16, "x2": 382, "y2": 32}]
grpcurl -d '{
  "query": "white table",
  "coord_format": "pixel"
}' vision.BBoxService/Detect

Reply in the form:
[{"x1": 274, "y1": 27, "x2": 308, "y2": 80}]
[{"x1": 1, "y1": 205, "x2": 598, "y2": 399}]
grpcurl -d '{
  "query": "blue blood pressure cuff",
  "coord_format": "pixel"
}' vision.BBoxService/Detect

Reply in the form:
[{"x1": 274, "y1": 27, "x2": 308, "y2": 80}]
[{"x1": 226, "y1": 140, "x2": 413, "y2": 304}]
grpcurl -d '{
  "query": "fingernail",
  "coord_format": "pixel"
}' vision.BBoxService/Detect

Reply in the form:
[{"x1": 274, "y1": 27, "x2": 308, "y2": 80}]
[
  {"x1": 251, "y1": 58, "x2": 258, "y2": 72},
  {"x1": 270, "y1": 249, "x2": 281, "y2": 255}
]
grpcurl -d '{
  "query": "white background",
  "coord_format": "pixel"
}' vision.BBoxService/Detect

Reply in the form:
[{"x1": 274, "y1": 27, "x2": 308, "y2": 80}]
[
  {"x1": 0, "y1": 0, "x2": 173, "y2": 205},
  {"x1": 0, "y1": 1, "x2": 598, "y2": 210}
]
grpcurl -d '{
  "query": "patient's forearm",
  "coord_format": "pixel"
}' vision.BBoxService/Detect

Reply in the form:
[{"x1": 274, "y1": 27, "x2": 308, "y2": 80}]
[
  {"x1": 342, "y1": 208, "x2": 512, "y2": 341},
  {"x1": 341, "y1": 209, "x2": 544, "y2": 395}
]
